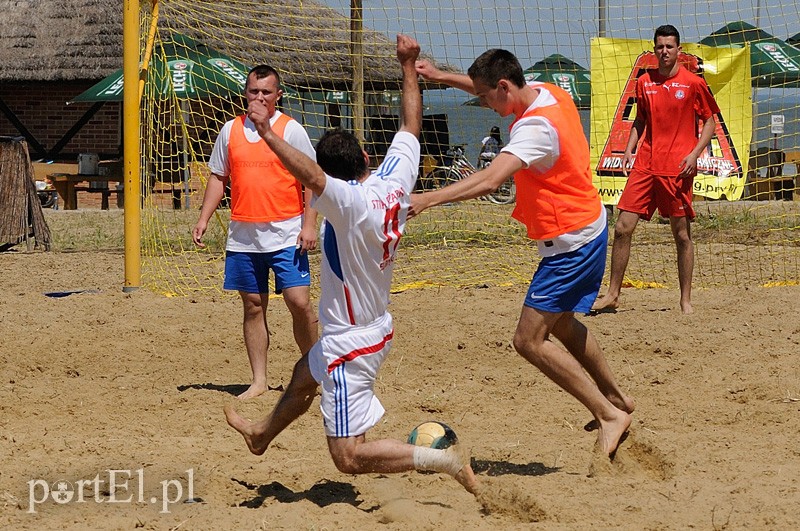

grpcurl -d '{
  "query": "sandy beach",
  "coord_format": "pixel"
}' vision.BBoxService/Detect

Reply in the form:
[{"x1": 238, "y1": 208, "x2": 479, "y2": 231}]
[{"x1": 1, "y1": 245, "x2": 799, "y2": 529}]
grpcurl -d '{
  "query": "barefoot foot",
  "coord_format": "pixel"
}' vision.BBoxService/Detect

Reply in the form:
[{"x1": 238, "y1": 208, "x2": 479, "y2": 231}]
[
  {"x1": 591, "y1": 294, "x2": 619, "y2": 313},
  {"x1": 584, "y1": 395, "x2": 635, "y2": 431},
  {"x1": 454, "y1": 462, "x2": 480, "y2": 495},
  {"x1": 596, "y1": 410, "x2": 632, "y2": 457},
  {"x1": 224, "y1": 403, "x2": 270, "y2": 455},
  {"x1": 680, "y1": 301, "x2": 694, "y2": 314},
  {"x1": 237, "y1": 383, "x2": 268, "y2": 400},
  {"x1": 445, "y1": 446, "x2": 480, "y2": 495}
]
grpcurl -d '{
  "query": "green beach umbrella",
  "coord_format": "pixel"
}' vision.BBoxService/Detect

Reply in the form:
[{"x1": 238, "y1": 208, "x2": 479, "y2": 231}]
[
  {"x1": 787, "y1": 32, "x2": 800, "y2": 49},
  {"x1": 699, "y1": 21, "x2": 800, "y2": 88},
  {"x1": 463, "y1": 54, "x2": 591, "y2": 109},
  {"x1": 69, "y1": 33, "x2": 251, "y2": 102}
]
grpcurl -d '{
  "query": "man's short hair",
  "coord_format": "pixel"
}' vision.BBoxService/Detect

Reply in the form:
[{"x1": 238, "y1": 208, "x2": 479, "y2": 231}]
[
  {"x1": 246, "y1": 64, "x2": 281, "y2": 89},
  {"x1": 654, "y1": 24, "x2": 680, "y2": 46},
  {"x1": 467, "y1": 49, "x2": 526, "y2": 89},
  {"x1": 316, "y1": 129, "x2": 368, "y2": 181}
]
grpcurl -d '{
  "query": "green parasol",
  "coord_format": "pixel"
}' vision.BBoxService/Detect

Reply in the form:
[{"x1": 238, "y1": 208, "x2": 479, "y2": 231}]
[
  {"x1": 699, "y1": 21, "x2": 800, "y2": 88},
  {"x1": 69, "y1": 33, "x2": 252, "y2": 102},
  {"x1": 463, "y1": 54, "x2": 591, "y2": 109}
]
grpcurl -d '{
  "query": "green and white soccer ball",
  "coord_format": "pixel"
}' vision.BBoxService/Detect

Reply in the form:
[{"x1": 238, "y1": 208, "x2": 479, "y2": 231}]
[{"x1": 407, "y1": 421, "x2": 458, "y2": 450}]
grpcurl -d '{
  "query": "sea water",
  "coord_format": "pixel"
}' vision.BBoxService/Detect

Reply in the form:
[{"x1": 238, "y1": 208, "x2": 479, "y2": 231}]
[{"x1": 288, "y1": 88, "x2": 800, "y2": 174}]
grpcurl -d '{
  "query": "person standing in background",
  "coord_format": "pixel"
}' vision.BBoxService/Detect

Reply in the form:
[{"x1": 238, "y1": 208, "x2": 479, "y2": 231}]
[
  {"x1": 193, "y1": 65, "x2": 319, "y2": 399},
  {"x1": 592, "y1": 24, "x2": 719, "y2": 315}
]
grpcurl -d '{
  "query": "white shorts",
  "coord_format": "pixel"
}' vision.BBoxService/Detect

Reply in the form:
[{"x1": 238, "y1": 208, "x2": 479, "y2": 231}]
[{"x1": 308, "y1": 312, "x2": 394, "y2": 438}]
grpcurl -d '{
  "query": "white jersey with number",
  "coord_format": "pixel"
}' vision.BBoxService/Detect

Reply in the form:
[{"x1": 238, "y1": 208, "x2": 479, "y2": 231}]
[{"x1": 311, "y1": 131, "x2": 420, "y2": 335}]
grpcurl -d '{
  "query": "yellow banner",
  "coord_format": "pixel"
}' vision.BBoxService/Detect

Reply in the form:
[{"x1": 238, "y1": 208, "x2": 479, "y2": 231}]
[{"x1": 590, "y1": 38, "x2": 752, "y2": 204}]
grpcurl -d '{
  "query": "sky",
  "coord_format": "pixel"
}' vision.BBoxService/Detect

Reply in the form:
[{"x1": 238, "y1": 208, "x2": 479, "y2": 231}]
[{"x1": 320, "y1": 0, "x2": 800, "y2": 72}]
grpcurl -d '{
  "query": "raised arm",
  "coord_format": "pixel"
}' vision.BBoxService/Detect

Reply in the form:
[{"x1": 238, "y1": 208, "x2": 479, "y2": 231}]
[
  {"x1": 247, "y1": 104, "x2": 327, "y2": 196},
  {"x1": 396, "y1": 34, "x2": 422, "y2": 137},
  {"x1": 415, "y1": 59, "x2": 476, "y2": 94}
]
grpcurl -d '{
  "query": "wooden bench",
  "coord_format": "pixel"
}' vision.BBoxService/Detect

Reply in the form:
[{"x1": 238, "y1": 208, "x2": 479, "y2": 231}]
[{"x1": 48, "y1": 173, "x2": 124, "y2": 210}]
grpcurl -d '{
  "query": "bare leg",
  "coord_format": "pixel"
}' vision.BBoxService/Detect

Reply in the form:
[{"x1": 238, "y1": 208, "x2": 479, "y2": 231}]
[
  {"x1": 327, "y1": 435, "x2": 479, "y2": 495},
  {"x1": 281, "y1": 285, "x2": 318, "y2": 355},
  {"x1": 670, "y1": 216, "x2": 694, "y2": 314},
  {"x1": 552, "y1": 315, "x2": 635, "y2": 415},
  {"x1": 592, "y1": 210, "x2": 640, "y2": 311},
  {"x1": 513, "y1": 307, "x2": 631, "y2": 456},
  {"x1": 239, "y1": 291, "x2": 270, "y2": 399},
  {"x1": 224, "y1": 353, "x2": 318, "y2": 455}
]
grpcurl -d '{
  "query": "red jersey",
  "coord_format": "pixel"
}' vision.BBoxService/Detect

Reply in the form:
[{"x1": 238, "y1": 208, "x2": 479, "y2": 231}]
[{"x1": 632, "y1": 66, "x2": 719, "y2": 177}]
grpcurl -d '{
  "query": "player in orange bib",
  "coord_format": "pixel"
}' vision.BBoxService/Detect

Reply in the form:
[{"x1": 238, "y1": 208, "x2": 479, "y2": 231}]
[
  {"x1": 413, "y1": 49, "x2": 634, "y2": 457},
  {"x1": 192, "y1": 65, "x2": 319, "y2": 399},
  {"x1": 592, "y1": 25, "x2": 720, "y2": 315}
]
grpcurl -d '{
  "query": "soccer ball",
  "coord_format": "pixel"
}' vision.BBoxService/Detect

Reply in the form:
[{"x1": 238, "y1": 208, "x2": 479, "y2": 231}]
[{"x1": 407, "y1": 421, "x2": 458, "y2": 450}]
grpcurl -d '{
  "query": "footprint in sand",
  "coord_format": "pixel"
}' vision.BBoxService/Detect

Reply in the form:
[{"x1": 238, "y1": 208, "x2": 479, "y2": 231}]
[
  {"x1": 588, "y1": 426, "x2": 675, "y2": 480},
  {"x1": 476, "y1": 477, "x2": 547, "y2": 523}
]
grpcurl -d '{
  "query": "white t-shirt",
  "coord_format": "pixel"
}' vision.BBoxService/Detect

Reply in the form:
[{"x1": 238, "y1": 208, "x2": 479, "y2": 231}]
[
  {"x1": 501, "y1": 83, "x2": 604, "y2": 257},
  {"x1": 208, "y1": 112, "x2": 316, "y2": 252},
  {"x1": 312, "y1": 131, "x2": 419, "y2": 335}
]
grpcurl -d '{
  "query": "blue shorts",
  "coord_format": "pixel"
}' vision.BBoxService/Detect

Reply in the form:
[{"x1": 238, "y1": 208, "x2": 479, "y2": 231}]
[
  {"x1": 524, "y1": 227, "x2": 608, "y2": 314},
  {"x1": 223, "y1": 247, "x2": 310, "y2": 294}
]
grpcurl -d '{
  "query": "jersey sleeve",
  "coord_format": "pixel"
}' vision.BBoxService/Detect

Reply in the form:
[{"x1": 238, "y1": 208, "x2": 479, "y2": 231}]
[
  {"x1": 501, "y1": 115, "x2": 559, "y2": 172},
  {"x1": 283, "y1": 118, "x2": 317, "y2": 162},
  {"x1": 378, "y1": 131, "x2": 420, "y2": 192},
  {"x1": 634, "y1": 76, "x2": 648, "y2": 121},
  {"x1": 207, "y1": 120, "x2": 234, "y2": 177},
  {"x1": 693, "y1": 78, "x2": 720, "y2": 120}
]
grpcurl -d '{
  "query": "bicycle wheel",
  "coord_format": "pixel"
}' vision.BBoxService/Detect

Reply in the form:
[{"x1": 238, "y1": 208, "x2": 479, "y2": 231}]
[
  {"x1": 38, "y1": 191, "x2": 56, "y2": 209},
  {"x1": 486, "y1": 177, "x2": 516, "y2": 204},
  {"x1": 426, "y1": 168, "x2": 457, "y2": 190}
]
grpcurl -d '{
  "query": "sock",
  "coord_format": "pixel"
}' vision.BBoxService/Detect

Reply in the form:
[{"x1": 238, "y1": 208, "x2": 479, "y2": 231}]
[{"x1": 412, "y1": 446, "x2": 463, "y2": 476}]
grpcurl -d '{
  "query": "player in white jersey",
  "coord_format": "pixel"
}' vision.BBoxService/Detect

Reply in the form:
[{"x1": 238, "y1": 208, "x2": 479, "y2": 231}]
[{"x1": 224, "y1": 34, "x2": 479, "y2": 495}]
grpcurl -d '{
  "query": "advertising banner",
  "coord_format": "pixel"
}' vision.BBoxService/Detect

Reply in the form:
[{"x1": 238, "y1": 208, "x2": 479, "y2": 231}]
[{"x1": 590, "y1": 38, "x2": 751, "y2": 204}]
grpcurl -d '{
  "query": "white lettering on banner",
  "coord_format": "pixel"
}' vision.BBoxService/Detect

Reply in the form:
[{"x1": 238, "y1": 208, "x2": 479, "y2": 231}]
[
  {"x1": 103, "y1": 77, "x2": 125, "y2": 96},
  {"x1": 553, "y1": 74, "x2": 574, "y2": 95},
  {"x1": 757, "y1": 43, "x2": 800, "y2": 72},
  {"x1": 211, "y1": 59, "x2": 248, "y2": 85},
  {"x1": 601, "y1": 157, "x2": 626, "y2": 169},
  {"x1": 171, "y1": 61, "x2": 191, "y2": 93},
  {"x1": 697, "y1": 156, "x2": 735, "y2": 173}
]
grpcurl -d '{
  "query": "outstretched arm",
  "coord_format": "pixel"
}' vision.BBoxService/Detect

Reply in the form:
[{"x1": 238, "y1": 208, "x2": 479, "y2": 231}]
[
  {"x1": 397, "y1": 34, "x2": 422, "y2": 137},
  {"x1": 247, "y1": 104, "x2": 327, "y2": 197},
  {"x1": 415, "y1": 59, "x2": 476, "y2": 94},
  {"x1": 410, "y1": 152, "x2": 524, "y2": 217}
]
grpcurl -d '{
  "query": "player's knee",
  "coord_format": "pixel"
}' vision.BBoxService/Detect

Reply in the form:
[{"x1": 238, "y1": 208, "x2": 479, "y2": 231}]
[
  {"x1": 613, "y1": 223, "x2": 635, "y2": 239},
  {"x1": 330, "y1": 450, "x2": 360, "y2": 474},
  {"x1": 287, "y1": 359, "x2": 317, "y2": 396},
  {"x1": 512, "y1": 332, "x2": 538, "y2": 360}
]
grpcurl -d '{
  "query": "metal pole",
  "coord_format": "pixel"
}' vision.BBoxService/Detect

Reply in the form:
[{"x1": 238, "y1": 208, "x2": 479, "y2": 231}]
[{"x1": 123, "y1": 0, "x2": 141, "y2": 292}]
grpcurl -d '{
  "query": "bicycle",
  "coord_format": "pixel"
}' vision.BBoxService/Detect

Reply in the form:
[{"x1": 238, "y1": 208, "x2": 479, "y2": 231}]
[
  {"x1": 418, "y1": 144, "x2": 475, "y2": 191},
  {"x1": 477, "y1": 152, "x2": 516, "y2": 205}
]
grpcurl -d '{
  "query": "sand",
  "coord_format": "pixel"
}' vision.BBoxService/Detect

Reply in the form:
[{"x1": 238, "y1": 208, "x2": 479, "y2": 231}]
[{"x1": 1, "y1": 248, "x2": 799, "y2": 530}]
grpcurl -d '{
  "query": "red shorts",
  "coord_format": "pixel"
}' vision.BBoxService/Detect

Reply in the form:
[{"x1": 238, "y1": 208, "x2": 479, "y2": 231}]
[{"x1": 617, "y1": 169, "x2": 696, "y2": 221}]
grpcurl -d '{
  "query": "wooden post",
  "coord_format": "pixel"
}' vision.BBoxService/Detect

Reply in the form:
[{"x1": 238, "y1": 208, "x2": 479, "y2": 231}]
[{"x1": 350, "y1": 0, "x2": 364, "y2": 143}]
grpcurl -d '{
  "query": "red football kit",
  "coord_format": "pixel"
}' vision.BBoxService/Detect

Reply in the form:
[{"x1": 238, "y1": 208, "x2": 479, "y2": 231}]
[{"x1": 618, "y1": 65, "x2": 720, "y2": 220}]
